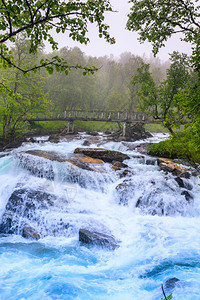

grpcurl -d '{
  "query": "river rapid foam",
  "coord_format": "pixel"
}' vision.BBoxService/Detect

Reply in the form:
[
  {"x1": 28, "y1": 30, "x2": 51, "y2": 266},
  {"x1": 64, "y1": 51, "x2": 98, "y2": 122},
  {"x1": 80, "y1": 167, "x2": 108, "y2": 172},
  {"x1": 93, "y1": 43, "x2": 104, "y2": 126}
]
[{"x1": 0, "y1": 133, "x2": 200, "y2": 300}]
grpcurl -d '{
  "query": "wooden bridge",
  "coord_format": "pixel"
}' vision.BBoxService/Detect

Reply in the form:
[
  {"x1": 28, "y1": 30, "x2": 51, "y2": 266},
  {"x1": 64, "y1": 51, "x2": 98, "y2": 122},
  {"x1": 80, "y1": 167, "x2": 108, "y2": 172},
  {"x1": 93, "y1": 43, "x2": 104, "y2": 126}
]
[
  {"x1": 27, "y1": 110, "x2": 160, "y2": 135},
  {"x1": 27, "y1": 110, "x2": 160, "y2": 124}
]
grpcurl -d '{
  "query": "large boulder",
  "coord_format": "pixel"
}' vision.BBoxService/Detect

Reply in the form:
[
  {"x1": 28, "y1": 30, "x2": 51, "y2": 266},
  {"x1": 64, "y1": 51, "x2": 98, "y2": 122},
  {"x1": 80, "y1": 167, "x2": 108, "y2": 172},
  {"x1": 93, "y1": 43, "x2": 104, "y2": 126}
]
[
  {"x1": 0, "y1": 188, "x2": 64, "y2": 238},
  {"x1": 79, "y1": 228, "x2": 119, "y2": 250},
  {"x1": 15, "y1": 150, "x2": 104, "y2": 179},
  {"x1": 157, "y1": 158, "x2": 191, "y2": 178},
  {"x1": 74, "y1": 148, "x2": 130, "y2": 163}
]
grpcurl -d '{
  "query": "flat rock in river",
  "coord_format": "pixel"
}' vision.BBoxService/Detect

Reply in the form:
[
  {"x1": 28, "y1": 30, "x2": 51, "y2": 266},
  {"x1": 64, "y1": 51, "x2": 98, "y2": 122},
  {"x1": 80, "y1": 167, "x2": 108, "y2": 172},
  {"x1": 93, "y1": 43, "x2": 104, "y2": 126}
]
[
  {"x1": 157, "y1": 158, "x2": 191, "y2": 178},
  {"x1": 74, "y1": 148, "x2": 130, "y2": 163},
  {"x1": 16, "y1": 150, "x2": 103, "y2": 175}
]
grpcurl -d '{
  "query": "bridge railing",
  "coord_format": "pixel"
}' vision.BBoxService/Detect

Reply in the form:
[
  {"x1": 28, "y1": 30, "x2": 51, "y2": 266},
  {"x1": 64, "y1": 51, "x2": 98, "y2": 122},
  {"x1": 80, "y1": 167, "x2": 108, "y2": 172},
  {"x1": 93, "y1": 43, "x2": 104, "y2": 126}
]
[{"x1": 27, "y1": 110, "x2": 159, "y2": 123}]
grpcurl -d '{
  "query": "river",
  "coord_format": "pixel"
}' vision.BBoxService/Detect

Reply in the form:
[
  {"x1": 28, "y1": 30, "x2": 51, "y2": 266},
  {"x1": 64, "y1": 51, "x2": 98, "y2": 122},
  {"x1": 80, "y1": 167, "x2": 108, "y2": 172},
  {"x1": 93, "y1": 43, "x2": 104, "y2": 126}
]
[{"x1": 0, "y1": 133, "x2": 200, "y2": 300}]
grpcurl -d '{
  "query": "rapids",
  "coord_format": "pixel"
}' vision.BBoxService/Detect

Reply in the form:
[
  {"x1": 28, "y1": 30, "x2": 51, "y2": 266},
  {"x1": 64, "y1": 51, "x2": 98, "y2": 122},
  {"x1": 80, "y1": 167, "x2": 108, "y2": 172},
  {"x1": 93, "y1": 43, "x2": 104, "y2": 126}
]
[{"x1": 0, "y1": 133, "x2": 200, "y2": 300}]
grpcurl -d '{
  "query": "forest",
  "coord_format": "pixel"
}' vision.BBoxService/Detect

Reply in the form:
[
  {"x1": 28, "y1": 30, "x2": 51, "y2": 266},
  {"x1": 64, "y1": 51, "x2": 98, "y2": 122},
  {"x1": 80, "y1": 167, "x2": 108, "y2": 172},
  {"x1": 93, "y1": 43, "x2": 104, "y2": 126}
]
[
  {"x1": 0, "y1": 37, "x2": 169, "y2": 139},
  {"x1": 0, "y1": 0, "x2": 200, "y2": 164}
]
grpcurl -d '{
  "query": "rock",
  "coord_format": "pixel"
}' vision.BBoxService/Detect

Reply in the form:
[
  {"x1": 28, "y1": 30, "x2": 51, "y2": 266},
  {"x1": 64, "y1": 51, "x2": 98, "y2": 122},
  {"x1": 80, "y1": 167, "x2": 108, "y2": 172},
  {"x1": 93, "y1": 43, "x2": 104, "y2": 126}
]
[
  {"x1": 112, "y1": 161, "x2": 128, "y2": 171},
  {"x1": 137, "y1": 143, "x2": 153, "y2": 155},
  {"x1": 79, "y1": 228, "x2": 119, "y2": 249},
  {"x1": 175, "y1": 176, "x2": 193, "y2": 190},
  {"x1": 164, "y1": 277, "x2": 180, "y2": 290},
  {"x1": 0, "y1": 188, "x2": 55, "y2": 235},
  {"x1": 22, "y1": 226, "x2": 40, "y2": 240},
  {"x1": 29, "y1": 137, "x2": 36, "y2": 143},
  {"x1": 15, "y1": 150, "x2": 104, "y2": 178},
  {"x1": 87, "y1": 131, "x2": 99, "y2": 136},
  {"x1": 145, "y1": 158, "x2": 157, "y2": 165},
  {"x1": 82, "y1": 140, "x2": 91, "y2": 146},
  {"x1": 174, "y1": 177, "x2": 185, "y2": 188},
  {"x1": 48, "y1": 135, "x2": 60, "y2": 143},
  {"x1": 104, "y1": 130, "x2": 112, "y2": 135},
  {"x1": 181, "y1": 190, "x2": 193, "y2": 202},
  {"x1": 74, "y1": 148, "x2": 130, "y2": 163},
  {"x1": 115, "y1": 180, "x2": 134, "y2": 205},
  {"x1": 120, "y1": 169, "x2": 132, "y2": 178},
  {"x1": 157, "y1": 158, "x2": 191, "y2": 178}
]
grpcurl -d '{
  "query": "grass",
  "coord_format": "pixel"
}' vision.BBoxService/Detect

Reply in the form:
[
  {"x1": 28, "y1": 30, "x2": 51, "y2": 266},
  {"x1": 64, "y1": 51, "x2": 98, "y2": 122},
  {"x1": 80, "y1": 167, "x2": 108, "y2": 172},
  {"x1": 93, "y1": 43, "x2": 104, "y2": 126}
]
[
  {"x1": 31, "y1": 121, "x2": 169, "y2": 134},
  {"x1": 0, "y1": 120, "x2": 169, "y2": 139}
]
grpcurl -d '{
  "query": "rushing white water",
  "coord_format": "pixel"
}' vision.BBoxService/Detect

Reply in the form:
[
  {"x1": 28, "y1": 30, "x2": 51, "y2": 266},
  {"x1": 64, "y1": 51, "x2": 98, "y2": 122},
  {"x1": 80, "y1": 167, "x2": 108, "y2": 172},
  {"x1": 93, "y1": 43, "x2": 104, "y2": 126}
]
[{"x1": 0, "y1": 133, "x2": 200, "y2": 300}]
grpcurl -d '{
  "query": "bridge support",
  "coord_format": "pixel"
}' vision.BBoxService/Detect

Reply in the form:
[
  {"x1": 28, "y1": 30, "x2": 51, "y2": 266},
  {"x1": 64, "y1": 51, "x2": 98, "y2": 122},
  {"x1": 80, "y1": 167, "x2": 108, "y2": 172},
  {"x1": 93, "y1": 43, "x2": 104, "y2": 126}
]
[
  {"x1": 123, "y1": 122, "x2": 127, "y2": 137},
  {"x1": 67, "y1": 121, "x2": 74, "y2": 133}
]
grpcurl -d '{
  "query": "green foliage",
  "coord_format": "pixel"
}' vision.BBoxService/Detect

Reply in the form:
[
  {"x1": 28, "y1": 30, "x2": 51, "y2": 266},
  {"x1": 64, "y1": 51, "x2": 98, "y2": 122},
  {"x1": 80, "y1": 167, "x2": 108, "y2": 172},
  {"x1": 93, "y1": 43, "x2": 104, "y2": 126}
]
[
  {"x1": 161, "y1": 294, "x2": 172, "y2": 300},
  {"x1": 0, "y1": 38, "x2": 49, "y2": 139},
  {"x1": 0, "y1": 0, "x2": 114, "y2": 74},
  {"x1": 131, "y1": 52, "x2": 191, "y2": 134},
  {"x1": 148, "y1": 131, "x2": 200, "y2": 163},
  {"x1": 127, "y1": 0, "x2": 200, "y2": 72}
]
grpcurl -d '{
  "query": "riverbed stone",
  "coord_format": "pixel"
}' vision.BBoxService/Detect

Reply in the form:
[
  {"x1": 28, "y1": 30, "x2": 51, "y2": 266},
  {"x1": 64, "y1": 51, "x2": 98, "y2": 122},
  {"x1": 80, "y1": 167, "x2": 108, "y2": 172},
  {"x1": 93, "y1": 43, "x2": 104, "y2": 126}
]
[
  {"x1": 112, "y1": 161, "x2": 128, "y2": 171},
  {"x1": 79, "y1": 228, "x2": 119, "y2": 249},
  {"x1": 22, "y1": 225, "x2": 40, "y2": 240},
  {"x1": 74, "y1": 148, "x2": 130, "y2": 163},
  {"x1": 157, "y1": 158, "x2": 191, "y2": 178},
  {"x1": 115, "y1": 180, "x2": 134, "y2": 205}
]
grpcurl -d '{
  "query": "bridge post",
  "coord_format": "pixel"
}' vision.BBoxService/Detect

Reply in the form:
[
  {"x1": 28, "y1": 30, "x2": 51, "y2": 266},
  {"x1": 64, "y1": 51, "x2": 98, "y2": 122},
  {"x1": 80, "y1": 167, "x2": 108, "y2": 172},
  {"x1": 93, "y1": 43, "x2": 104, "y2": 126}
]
[
  {"x1": 123, "y1": 122, "x2": 126, "y2": 137},
  {"x1": 67, "y1": 120, "x2": 74, "y2": 133}
]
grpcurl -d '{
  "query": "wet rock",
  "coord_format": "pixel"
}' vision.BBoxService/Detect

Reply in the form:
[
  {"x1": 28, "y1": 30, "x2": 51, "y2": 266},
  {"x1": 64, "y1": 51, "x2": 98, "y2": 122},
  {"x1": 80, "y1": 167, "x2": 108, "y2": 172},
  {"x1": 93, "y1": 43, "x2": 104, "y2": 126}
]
[
  {"x1": 104, "y1": 130, "x2": 112, "y2": 135},
  {"x1": 48, "y1": 135, "x2": 60, "y2": 143},
  {"x1": 145, "y1": 158, "x2": 157, "y2": 165},
  {"x1": 79, "y1": 228, "x2": 119, "y2": 249},
  {"x1": 175, "y1": 176, "x2": 193, "y2": 190},
  {"x1": 82, "y1": 140, "x2": 91, "y2": 146},
  {"x1": 181, "y1": 190, "x2": 193, "y2": 202},
  {"x1": 87, "y1": 131, "x2": 99, "y2": 136},
  {"x1": 164, "y1": 277, "x2": 180, "y2": 290},
  {"x1": 0, "y1": 188, "x2": 55, "y2": 235},
  {"x1": 74, "y1": 148, "x2": 130, "y2": 163},
  {"x1": 137, "y1": 143, "x2": 153, "y2": 155},
  {"x1": 120, "y1": 169, "x2": 132, "y2": 178},
  {"x1": 22, "y1": 226, "x2": 40, "y2": 240},
  {"x1": 122, "y1": 142, "x2": 138, "y2": 151},
  {"x1": 115, "y1": 180, "x2": 134, "y2": 205},
  {"x1": 29, "y1": 137, "x2": 36, "y2": 143},
  {"x1": 112, "y1": 161, "x2": 128, "y2": 171},
  {"x1": 15, "y1": 150, "x2": 104, "y2": 178},
  {"x1": 174, "y1": 177, "x2": 185, "y2": 188},
  {"x1": 157, "y1": 158, "x2": 191, "y2": 178}
]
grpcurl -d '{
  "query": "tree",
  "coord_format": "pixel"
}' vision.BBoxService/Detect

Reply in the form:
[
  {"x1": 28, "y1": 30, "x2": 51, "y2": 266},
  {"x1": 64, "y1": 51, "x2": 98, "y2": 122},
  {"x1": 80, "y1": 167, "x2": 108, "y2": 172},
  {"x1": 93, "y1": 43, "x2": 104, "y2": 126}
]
[
  {"x1": 0, "y1": 38, "x2": 49, "y2": 140},
  {"x1": 127, "y1": 0, "x2": 200, "y2": 72},
  {"x1": 0, "y1": 0, "x2": 114, "y2": 74},
  {"x1": 131, "y1": 52, "x2": 190, "y2": 134}
]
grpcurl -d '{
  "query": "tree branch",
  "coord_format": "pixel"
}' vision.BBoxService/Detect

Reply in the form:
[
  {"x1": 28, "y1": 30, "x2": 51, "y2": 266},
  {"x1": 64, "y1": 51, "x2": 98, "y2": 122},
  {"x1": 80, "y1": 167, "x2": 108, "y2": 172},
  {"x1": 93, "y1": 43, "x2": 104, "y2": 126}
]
[
  {"x1": 1, "y1": 0, "x2": 13, "y2": 35},
  {"x1": 25, "y1": 0, "x2": 34, "y2": 25}
]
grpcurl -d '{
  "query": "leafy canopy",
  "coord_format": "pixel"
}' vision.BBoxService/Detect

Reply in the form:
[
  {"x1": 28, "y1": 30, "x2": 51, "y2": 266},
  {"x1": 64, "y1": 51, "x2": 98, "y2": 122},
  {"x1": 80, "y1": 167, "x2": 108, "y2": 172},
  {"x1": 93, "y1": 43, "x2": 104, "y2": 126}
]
[
  {"x1": 0, "y1": 0, "x2": 114, "y2": 74},
  {"x1": 127, "y1": 0, "x2": 200, "y2": 72}
]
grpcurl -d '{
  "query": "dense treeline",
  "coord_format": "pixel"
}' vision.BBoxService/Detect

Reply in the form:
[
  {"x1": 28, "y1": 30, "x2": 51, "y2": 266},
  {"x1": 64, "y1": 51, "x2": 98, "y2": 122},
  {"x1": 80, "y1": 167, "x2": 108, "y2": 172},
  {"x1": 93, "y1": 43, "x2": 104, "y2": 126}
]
[
  {"x1": 0, "y1": 39, "x2": 169, "y2": 140},
  {"x1": 46, "y1": 47, "x2": 169, "y2": 113}
]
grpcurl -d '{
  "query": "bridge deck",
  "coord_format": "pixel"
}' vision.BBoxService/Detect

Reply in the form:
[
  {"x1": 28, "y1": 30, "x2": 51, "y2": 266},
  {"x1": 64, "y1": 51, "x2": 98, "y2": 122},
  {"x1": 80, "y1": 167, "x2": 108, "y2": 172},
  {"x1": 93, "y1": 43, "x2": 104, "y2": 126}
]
[{"x1": 27, "y1": 110, "x2": 160, "y2": 124}]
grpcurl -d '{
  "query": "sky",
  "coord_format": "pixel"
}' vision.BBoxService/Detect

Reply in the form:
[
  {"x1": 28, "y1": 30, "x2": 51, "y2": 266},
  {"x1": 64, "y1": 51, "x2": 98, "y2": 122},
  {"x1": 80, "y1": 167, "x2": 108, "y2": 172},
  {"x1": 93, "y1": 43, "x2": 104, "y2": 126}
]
[{"x1": 47, "y1": 0, "x2": 192, "y2": 62}]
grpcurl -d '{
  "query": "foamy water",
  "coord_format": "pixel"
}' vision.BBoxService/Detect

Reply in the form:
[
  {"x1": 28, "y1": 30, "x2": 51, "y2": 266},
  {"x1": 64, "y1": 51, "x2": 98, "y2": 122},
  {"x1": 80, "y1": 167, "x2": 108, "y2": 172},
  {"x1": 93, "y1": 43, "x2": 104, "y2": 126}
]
[{"x1": 0, "y1": 133, "x2": 199, "y2": 300}]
